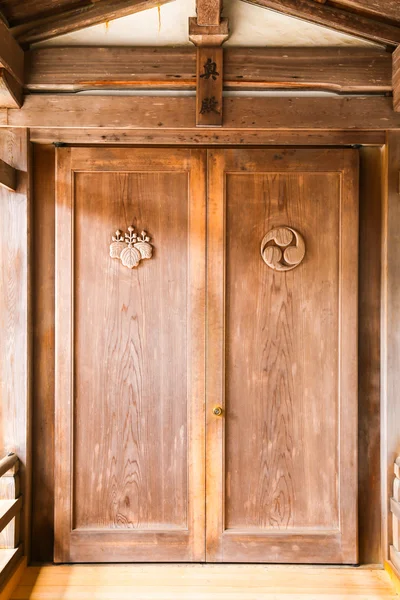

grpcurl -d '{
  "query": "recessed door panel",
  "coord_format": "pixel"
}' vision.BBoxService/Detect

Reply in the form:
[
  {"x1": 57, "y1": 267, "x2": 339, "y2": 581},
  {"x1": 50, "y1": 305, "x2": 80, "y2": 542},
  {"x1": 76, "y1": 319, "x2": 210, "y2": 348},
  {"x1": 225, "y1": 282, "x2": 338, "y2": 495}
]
[
  {"x1": 54, "y1": 148, "x2": 206, "y2": 562},
  {"x1": 206, "y1": 149, "x2": 359, "y2": 563}
]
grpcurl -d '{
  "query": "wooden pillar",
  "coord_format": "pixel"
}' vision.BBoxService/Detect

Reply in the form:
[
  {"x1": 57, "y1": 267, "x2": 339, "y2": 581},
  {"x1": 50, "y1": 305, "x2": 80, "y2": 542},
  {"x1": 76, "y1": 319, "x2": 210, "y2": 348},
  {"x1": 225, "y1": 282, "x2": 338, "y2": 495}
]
[
  {"x1": 393, "y1": 47, "x2": 400, "y2": 112},
  {"x1": 382, "y1": 131, "x2": 400, "y2": 566},
  {"x1": 0, "y1": 128, "x2": 32, "y2": 560}
]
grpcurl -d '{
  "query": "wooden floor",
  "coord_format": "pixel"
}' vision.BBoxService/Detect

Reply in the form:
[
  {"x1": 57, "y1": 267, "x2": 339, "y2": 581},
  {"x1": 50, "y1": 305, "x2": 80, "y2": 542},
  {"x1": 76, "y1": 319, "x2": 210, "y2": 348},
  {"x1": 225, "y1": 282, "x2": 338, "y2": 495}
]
[{"x1": 9, "y1": 565, "x2": 398, "y2": 599}]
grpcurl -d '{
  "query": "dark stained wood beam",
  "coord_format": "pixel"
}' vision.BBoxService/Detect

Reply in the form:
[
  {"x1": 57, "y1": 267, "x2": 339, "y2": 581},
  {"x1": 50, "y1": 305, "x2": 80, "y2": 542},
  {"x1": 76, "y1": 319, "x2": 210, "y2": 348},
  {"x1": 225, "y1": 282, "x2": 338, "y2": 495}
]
[
  {"x1": 13, "y1": 0, "x2": 174, "y2": 46},
  {"x1": 197, "y1": 0, "x2": 222, "y2": 26},
  {"x1": 0, "y1": 20, "x2": 24, "y2": 84},
  {"x1": 393, "y1": 45, "x2": 400, "y2": 111},
  {"x1": 2, "y1": 94, "x2": 400, "y2": 130},
  {"x1": 330, "y1": 0, "x2": 400, "y2": 25},
  {"x1": 0, "y1": 156, "x2": 17, "y2": 191},
  {"x1": 240, "y1": 0, "x2": 400, "y2": 47},
  {"x1": 24, "y1": 46, "x2": 392, "y2": 94}
]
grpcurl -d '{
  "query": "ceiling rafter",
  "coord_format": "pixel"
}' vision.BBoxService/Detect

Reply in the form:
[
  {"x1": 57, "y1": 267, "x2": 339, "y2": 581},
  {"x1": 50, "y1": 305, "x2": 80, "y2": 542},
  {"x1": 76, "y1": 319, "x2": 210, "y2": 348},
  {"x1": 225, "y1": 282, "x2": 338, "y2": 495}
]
[
  {"x1": 239, "y1": 0, "x2": 400, "y2": 47},
  {"x1": 10, "y1": 0, "x2": 174, "y2": 46}
]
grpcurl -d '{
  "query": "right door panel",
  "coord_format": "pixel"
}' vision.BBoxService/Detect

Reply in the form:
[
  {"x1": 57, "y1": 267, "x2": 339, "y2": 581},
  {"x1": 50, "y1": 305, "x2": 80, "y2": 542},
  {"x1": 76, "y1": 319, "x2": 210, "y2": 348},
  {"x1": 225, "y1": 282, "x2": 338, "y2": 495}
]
[{"x1": 206, "y1": 149, "x2": 359, "y2": 563}]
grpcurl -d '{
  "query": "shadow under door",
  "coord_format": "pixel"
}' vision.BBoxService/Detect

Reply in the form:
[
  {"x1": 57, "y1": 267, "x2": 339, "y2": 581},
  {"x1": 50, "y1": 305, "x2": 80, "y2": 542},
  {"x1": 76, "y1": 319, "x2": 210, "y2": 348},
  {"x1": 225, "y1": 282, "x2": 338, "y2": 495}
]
[{"x1": 54, "y1": 147, "x2": 359, "y2": 564}]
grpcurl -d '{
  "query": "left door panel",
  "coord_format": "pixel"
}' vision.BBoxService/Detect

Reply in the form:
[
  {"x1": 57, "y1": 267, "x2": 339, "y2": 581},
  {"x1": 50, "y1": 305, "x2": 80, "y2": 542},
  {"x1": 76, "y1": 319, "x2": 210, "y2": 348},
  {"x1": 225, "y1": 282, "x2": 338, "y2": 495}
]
[{"x1": 54, "y1": 148, "x2": 206, "y2": 562}]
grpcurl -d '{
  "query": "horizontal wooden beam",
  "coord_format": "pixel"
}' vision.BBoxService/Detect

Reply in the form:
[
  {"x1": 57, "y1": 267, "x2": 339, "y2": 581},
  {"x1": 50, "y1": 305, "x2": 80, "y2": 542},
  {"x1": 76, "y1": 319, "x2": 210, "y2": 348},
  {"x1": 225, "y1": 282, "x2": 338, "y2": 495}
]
[
  {"x1": 13, "y1": 0, "x2": 174, "y2": 46},
  {"x1": 331, "y1": 0, "x2": 400, "y2": 25},
  {"x1": 2, "y1": 95, "x2": 400, "y2": 131},
  {"x1": 0, "y1": 546, "x2": 23, "y2": 591},
  {"x1": 25, "y1": 46, "x2": 392, "y2": 94},
  {"x1": 0, "y1": 20, "x2": 24, "y2": 84},
  {"x1": 240, "y1": 0, "x2": 400, "y2": 47},
  {"x1": 29, "y1": 127, "x2": 385, "y2": 146}
]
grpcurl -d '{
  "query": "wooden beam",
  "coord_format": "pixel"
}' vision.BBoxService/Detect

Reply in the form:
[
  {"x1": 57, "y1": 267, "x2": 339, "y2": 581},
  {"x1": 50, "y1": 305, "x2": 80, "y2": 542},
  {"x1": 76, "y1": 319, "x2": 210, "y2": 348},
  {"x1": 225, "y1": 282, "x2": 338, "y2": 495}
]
[
  {"x1": 196, "y1": 47, "x2": 223, "y2": 127},
  {"x1": 2, "y1": 95, "x2": 400, "y2": 130},
  {"x1": 0, "y1": 20, "x2": 23, "y2": 84},
  {"x1": 0, "y1": 456, "x2": 18, "y2": 479},
  {"x1": 24, "y1": 46, "x2": 392, "y2": 94},
  {"x1": 330, "y1": 0, "x2": 400, "y2": 25},
  {"x1": 197, "y1": 0, "x2": 222, "y2": 25},
  {"x1": 29, "y1": 128, "x2": 385, "y2": 146},
  {"x1": 240, "y1": 0, "x2": 400, "y2": 47},
  {"x1": 0, "y1": 128, "x2": 32, "y2": 562},
  {"x1": 0, "y1": 69, "x2": 22, "y2": 109},
  {"x1": 393, "y1": 46, "x2": 400, "y2": 111},
  {"x1": 0, "y1": 157, "x2": 17, "y2": 191},
  {"x1": 188, "y1": 18, "x2": 229, "y2": 46},
  {"x1": 13, "y1": 0, "x2": 174, "y2": 46}
]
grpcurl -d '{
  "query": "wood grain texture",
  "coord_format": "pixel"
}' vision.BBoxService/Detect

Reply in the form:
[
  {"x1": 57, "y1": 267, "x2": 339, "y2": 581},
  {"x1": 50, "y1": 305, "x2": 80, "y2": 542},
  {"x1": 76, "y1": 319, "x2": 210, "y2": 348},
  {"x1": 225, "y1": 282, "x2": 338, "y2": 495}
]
[
  {"x1": 240, "y1": 0, "x2": 400, "y2": 46},
  {"x1": 196, "y1": 47, "x2": 223, "y2": 127},
  {"x1": 13, "y1": 0, "x2": 174, "y2": 45},
  {"x1": 54, "y1": 148, "x2": 206, "y2": 562},
  {"x1": 381, "y1": 132, "x2": 400, "y2": 562},
  {"x1": 0, "y1": 69, "x2": 22, "y2": 110},
  {"x1": 0, "y1": 128, "x2": 31, "y2": 562},
  {"x1": 197, "y1": 0, "x2": 222, "y2": 25},
  {"x1": 0, "y1": 466, "x2": 20, "y2": 549},
  {"x1": 207, "y1": 149, "x2": 359, "y2": 563},
  {"x1": 0, "y1": 156, "x2": 16, "y2": 190},
  {"x1": 330, "y1": 0, "x2": 400, "y2": 24},
  {"x1": 358, "y1": 147, "x2": 382, "y2": 565},
  {"x1": 9, "y1": 564, "x2": 397, "y2": 599},
  {"x1": 25, "y1": 46, "x2": 392, "y2": 94},
  {"x1": 0, "y1": 19, "x2": 23, "y2": 84},
  {"x1": 4, "y1": 96, "x2": 400, "y2": 131},
  {"x1": 29, "y1": 128, "x2": 386, "y2": 147},
  {"x1": 31, "y1": 144, "x2": 55, "y2": 563},
  {"x1": 393, "y1": 46, "x2": 400, "y2": 112}
]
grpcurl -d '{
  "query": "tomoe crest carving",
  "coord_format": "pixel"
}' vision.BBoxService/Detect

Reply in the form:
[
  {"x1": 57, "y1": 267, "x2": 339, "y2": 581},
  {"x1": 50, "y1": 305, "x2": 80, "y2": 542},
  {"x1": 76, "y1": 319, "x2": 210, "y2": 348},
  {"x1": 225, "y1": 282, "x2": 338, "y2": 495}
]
[
  {"x1": 261, "y1": 226, "x2": 305, "y2": 271},
  {"x1": 110, "y1": 226, "x2": 153, "y2": 269}
]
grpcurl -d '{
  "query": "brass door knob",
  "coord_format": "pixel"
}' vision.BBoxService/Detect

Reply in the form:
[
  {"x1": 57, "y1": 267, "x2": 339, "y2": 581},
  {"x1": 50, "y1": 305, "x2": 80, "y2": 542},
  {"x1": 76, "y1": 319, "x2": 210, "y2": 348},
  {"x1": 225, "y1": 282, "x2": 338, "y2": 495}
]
[{"x1": 213, "y1": 406, "x2": 223, "y2": 416}]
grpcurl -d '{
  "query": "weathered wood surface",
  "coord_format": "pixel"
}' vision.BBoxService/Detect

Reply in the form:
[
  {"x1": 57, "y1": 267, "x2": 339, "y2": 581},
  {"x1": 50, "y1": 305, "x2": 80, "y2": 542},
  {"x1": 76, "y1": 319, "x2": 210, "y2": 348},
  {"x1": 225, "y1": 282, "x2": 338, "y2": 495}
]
[
  {"x1": 196, "y1": 47, "x2": 223, "y2": 127},
  {"x1": 326, "y1": 0, "x2": 400, "y2": 24},
  {"x1": 241, "y1": 0, "x2": 400, "y2": 46},
  {"x1": 196, "y1": 0, "x2": 222, "y2": 25},
  {"x1": 0, "y1": 69, "x2": 22, "y2": 109},
  {"x1": 381, "y1": 132, "x2": 400, "y2": 562},
  {"x1": 3, "y1": 96, "x2": 400, "y2": 130},
  {"x1": 25, "y1": 46, "x2": 392, "y2": 93},
  {"x1": 0, "y1": 156, "x2": 16, "y2": 190},
  {"x1": 206, "y1": 148, "x2": 358, "y2": 563},
  {"x1": 188, "y1": 18, "x2": 229, "y2": 46},
  {"x1": 12, "y1": 0, "x2": 174, "y2": 45},
  {"x1": 29, "y1": 128, "x2": 386, "y2": 146},
  {"x1": 0, "y1": 128, "x2": 31, "y2": 562},
  {"x1": 0, "y1": 19, "x2": 23, "y2": 83}
]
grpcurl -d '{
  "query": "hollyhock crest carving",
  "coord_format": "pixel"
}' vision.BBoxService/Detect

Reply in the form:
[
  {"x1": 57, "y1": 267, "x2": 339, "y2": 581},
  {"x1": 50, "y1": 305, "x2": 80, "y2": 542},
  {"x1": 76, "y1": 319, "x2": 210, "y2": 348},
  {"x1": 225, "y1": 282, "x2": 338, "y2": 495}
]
[{"x1": 110, "y1": 226, "x2": 153, "y2": 269}]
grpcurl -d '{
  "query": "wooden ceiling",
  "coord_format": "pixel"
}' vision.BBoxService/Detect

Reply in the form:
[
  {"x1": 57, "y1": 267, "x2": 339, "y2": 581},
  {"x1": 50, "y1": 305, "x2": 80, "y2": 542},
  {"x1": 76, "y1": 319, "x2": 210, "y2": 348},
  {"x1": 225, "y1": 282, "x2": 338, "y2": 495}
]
[{"x1": 0, "y1": 0, "x2": 398, "y2": 47}]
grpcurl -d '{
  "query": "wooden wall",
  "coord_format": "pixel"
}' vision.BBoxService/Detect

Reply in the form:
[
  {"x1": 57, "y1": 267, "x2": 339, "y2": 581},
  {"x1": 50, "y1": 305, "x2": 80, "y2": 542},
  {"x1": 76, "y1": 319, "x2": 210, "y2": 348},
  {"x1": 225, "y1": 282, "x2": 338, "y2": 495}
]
[{"x1": 30, "y1": 143, "x2": 383, "y2": 564}]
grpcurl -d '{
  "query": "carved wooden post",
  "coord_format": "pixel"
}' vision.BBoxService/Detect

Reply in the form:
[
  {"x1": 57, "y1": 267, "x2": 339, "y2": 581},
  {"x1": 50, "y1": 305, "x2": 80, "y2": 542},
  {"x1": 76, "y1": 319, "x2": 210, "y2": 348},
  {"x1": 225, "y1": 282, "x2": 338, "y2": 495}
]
[{"x1": 189, "y1": 1, "x2": 228, "y2": 127}]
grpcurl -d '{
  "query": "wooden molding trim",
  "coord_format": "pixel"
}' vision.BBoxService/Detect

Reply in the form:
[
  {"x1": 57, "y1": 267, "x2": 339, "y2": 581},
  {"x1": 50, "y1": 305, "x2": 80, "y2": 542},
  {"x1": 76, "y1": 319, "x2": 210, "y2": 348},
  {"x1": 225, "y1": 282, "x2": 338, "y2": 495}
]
[
  {"x1": 240, "y1": 0, "x2": 400, "y2": 47},
  {"x1": 2, "y1": 95, "x2": 400, "y2": 131},
  {"x1": 12, "y1": 0, "x2": 174, "y2": 46},
  {"x1": 393, "y1": 46, "x2": 400, "y2": 111},
  {"x1": 25, "y1": 46, "x2": 392, "y2": 94},
  {"x1": 387, "y1": 551, "x2": 400, "y2": 595},
  {"x1": 0, "y1": 21, "x2": 23, "y2": 84},
  {"x1": 189, "y1": 17, "x2": 229, "y2": 46},
  {"x1": 0, "y1": 158, "x2": 17, "y2": 191}
]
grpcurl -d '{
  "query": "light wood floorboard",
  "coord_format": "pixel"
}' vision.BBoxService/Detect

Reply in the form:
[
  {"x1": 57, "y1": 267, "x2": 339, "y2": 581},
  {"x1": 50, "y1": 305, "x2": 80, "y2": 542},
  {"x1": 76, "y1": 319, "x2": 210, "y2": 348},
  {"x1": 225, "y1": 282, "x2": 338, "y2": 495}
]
[{"x1": 9, "y1": 565, "x2": 398, "y2": 599}]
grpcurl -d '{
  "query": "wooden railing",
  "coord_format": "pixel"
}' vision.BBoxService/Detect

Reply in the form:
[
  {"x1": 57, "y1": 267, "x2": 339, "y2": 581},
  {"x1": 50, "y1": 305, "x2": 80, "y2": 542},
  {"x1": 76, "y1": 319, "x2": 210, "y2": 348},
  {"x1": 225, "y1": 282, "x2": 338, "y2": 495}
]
[{"x1": 0, "y1": 454, "x2": 23, "y2": 591}]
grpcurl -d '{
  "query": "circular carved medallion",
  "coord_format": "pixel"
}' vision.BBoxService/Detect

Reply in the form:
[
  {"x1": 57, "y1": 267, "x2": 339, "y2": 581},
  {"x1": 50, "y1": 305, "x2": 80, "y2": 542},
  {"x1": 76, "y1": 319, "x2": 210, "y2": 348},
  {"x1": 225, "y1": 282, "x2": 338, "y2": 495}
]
[{"x1": 261, "y1": 226, "x2": 305, "y2": 271}]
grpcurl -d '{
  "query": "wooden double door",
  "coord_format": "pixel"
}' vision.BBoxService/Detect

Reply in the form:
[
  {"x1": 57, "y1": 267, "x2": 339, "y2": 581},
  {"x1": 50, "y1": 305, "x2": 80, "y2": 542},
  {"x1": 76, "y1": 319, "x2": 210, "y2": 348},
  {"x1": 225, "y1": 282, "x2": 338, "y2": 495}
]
[{"x1": 54, "y1": 147, "x2": 359, "y2": 564}]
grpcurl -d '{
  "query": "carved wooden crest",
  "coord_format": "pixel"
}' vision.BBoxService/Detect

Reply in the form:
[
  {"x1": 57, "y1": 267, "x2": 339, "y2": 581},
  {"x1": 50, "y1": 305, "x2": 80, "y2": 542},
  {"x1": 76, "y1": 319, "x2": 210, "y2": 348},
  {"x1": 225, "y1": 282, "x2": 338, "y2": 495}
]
[
  {"x1": 110, "y1": 226, "x2": 153, "y2": 269},
  {"x1": 261, "y1": 226, "x2": 305, "y2": 271}
]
